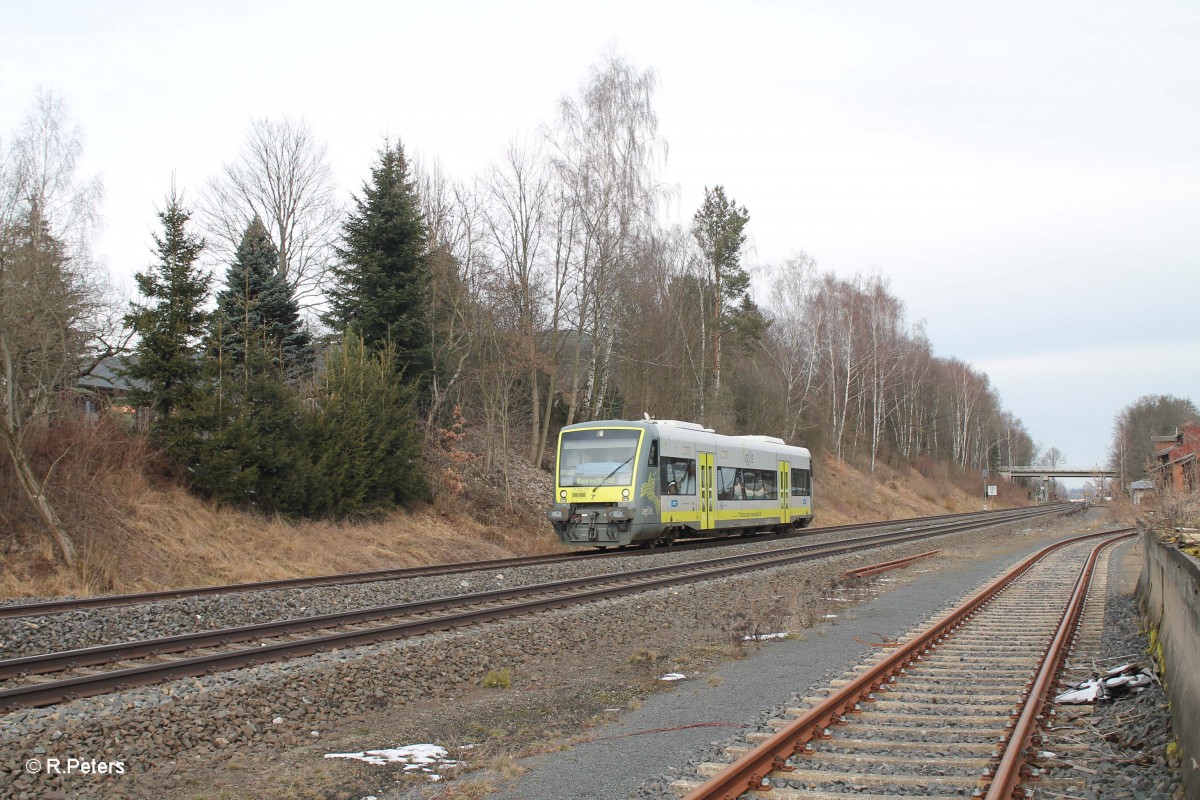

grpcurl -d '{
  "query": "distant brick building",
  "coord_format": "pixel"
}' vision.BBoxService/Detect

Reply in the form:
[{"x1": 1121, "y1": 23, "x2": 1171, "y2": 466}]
[{"x1": 1153, "y1": 422, "x2": 1200, "y2": 492}]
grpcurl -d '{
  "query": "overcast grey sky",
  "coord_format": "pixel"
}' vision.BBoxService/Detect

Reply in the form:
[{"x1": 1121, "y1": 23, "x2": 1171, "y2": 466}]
[{"x1": 4, "y1": 0, "x2": 1197, "y2": 471}]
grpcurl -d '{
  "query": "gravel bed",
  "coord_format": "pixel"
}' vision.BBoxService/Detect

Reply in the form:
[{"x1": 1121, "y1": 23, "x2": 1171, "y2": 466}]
[
  {"x1": 0, "y1": 516, "x2": 1058, "y2": 800},
  {"x1": 0, "y1": 519, "x2": 977, "y2": 659}
]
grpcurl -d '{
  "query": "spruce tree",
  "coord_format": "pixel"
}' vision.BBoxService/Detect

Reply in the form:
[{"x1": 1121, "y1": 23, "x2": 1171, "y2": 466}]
[
  {"x1": 307, "y1": 334, "x2": 427, "y2": 514},
  {"x1": 182, "y1": 362, "x2": 315, "y2": 514},
  {"x1": 326, "y1": 140, "x2": 432, "y2": 387},
  {"x1": 124, "y1": 188, "x2": 210, "y2": 423},
  {"x1": 212, "y1": 216, "x2": 313, "y2": 380}
]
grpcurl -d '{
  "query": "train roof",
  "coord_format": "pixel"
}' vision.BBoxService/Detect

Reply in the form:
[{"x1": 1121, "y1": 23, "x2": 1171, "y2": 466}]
[{"x1": 560, "y1": 419, "x2": 810, "y2": 456}]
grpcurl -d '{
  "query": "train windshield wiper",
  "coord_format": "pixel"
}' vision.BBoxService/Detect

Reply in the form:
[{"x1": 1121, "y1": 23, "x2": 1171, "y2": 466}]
[{"x1": 592, "y1": 455, "x2": 634, "y2": 495}]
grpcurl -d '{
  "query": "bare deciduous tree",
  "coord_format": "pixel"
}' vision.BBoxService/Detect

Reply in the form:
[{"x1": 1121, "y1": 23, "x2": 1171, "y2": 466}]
[
  {"x1": 482, "y1": 138, "x2": 550, "y2": 465},
  {"x1": 550, "y1": 52, "x2": 666, "y2": 422},
  {"x1": 1038, "y1": 446, "x2": 1067, "y2": 469},
  {"x1": 762, "y1": 253, "x2": 821, "y2": 443},
  {"x1": 0, "y1": 91, "x2": 111, "y2": 566},
  {"x1": 417, "y1": 158, "x2": 485, "y2": 435},
  {"x1": 202, "y1": 116, "x2": 340, "y2": 309}
]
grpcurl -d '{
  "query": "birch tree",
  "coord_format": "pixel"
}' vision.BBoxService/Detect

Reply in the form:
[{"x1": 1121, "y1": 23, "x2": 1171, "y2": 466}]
[
  {"x1": 762, "y1": 252, "x2": 821, "y2": 443},
  {"x1": 551, "y1": 53, "x2": 664, "y2": 422}
]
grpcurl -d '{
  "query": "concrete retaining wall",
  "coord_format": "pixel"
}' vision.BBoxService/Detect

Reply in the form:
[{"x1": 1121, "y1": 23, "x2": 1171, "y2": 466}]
[{"x1": 1138, "y1": 528, "x2": 1200, "y2": 800}]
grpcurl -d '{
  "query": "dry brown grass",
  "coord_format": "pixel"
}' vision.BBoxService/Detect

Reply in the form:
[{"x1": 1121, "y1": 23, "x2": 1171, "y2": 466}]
[
  {"x1": 0, "y1": 416, "x2": 561, "y2": 600},
  {"x1": 1114, "y1": 486, "x2": 1200, "y2": 556},
  {"x1": 1, "y1": 484, "x2": 564, "y2": 598},
  {"x1": 810, "y1": 453, "x2": 1008, "y2": 528},
  {"x1": 2, "y1": 416, "x2": 1035, "y2": 601}
]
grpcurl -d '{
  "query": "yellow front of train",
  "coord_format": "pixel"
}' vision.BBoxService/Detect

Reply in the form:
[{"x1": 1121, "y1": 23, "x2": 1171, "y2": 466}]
[{"x1": 546, "y1": 422, "x2": 660, "y2": 548}]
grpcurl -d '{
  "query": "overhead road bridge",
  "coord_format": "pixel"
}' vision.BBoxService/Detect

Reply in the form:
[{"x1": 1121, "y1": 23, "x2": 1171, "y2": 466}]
[{"x1": 1000, "y1": 466, "x2": 1117, "y2": 479}]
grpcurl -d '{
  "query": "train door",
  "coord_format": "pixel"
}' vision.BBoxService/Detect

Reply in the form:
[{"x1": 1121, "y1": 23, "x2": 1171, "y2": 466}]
[
  {"x1": 699, "y1": 452, "x2": 715, "y2": 530},
  {"x1": 779, "y1": 460, "x2": 790, "y2": 523}
]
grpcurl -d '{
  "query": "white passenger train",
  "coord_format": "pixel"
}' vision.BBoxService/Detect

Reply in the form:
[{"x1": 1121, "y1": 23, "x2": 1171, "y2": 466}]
[{"x1": 546, "y1": 418, "x2": 814, "y2": 548}]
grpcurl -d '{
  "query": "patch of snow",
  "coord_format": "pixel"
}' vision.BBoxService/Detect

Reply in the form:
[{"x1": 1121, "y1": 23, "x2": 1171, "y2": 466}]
[
  {"x1": 659, "y1": 672, "x2": 687, "y2": 681},
  {"x1": 742, "y1": 632, "x2": 789, "y2": 641},
  {"x1": 822, "y1": 614, "x2": 838, "y2": 619},
  {"x1": 324, "y1": 744, "x2": 463, "y2": 779}
]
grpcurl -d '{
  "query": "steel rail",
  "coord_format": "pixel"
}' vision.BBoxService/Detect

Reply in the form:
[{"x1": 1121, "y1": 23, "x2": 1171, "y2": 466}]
[
  {"x1": 984, "y1": 532, "x2": 1132, "y2": 798},
  {"x1": 0, "y1": 505, "x2": 1059, "y2": 683},
  {"x1": 680, "y1": 526, "x2": 1133, "y2": 800},
  {"x1": 844, "y1": 548, "x2": 943, "y2": 578},
  {"x1": 0, "y1": 506, "x2": 1067, "y2": 711},
  {"x1": 0, "y1": 506, "x2": 1070, "y2": 620}
]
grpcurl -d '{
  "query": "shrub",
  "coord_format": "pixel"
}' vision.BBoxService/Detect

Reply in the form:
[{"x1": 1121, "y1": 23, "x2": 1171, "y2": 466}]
[{"x1": 482, "y1": 667, "x2": 512, "y2": 689}]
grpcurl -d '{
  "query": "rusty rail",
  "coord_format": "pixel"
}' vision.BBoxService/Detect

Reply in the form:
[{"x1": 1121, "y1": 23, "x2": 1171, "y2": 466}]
[
  {"x1": 844, "y1": 548, "x2": 942, "y2": 578},
  {"x1": 681, "y1": 527, "x2": 1133, "y2": 800},
  {"x1": 984, "y1": 532, "x2": 1131, "y2": 798}
]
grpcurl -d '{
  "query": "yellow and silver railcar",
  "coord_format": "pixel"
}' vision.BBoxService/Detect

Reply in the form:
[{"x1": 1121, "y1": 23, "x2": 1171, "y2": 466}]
[{"x1": 546, "y1": 419, "x2": 814, "y2": 548}]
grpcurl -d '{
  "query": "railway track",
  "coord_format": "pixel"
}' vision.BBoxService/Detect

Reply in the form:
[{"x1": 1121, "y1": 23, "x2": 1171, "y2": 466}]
[
  {"x1": 0, "y1": 505, "x2": 1065, "y2": 712},
  {"x1": 673, "y1": 527, "x2": 1134, "y2": 800},
  {"x1": 0, "y1": 506, "x2": 1070, "y2": 621}
]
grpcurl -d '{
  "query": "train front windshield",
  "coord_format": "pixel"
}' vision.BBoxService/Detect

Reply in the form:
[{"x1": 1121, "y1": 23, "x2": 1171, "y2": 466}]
[{"x1": 558, "y1": 429, "x2": 641, "y2": 487}]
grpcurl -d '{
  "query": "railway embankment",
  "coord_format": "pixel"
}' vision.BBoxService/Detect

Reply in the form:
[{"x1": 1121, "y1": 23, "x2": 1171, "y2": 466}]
[{"x1": 1138, "y1": 528, "x2": 1200, "y2": 800}]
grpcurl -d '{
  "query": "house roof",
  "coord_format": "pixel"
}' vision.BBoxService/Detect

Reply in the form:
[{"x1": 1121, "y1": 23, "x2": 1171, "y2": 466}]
[{"x1": 77, "y1": 355, "x2": 147, "y2": 393}]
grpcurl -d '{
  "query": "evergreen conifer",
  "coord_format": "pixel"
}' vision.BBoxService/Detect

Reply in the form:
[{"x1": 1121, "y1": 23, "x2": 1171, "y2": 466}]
[
  {"x1": 307, "y1": 334, "x2": 427, "y2": 514},
  {"x1": 213, "y1": 216, "x2": 313, "y2": 380},
  {"x1": 326, "y1": 140, "x2": 432, "y2": 387},
  {"x1": 125, "y1": 190, "x2": 210, "y2": 416}
]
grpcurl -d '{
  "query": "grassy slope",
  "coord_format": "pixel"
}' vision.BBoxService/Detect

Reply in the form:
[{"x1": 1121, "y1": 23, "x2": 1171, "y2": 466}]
[{"x1": 0, "y1": 431, "x2": 1028, "y2": 600}]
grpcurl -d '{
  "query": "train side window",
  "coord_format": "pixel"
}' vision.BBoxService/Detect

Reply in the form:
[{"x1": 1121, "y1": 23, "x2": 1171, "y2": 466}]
[
  {"x1": 647, "y1": 440, "x2": 658, "y2": 467},
  {"x1": 791, "y1": 468, "x2": 811, "y2": 497},
  {"x1": 717, "y1": 466, "x2": 737, "y2": 500},
  {"x1": 660, "y1": 457, "x2": 696, "y2": 495},
  {"x1": 731, "y1": 469, "x2": 746, "y2": 500},
  {"x1": 739, "y1": 469, "x2": 758, "y2": 499},
  {"x1": 762, "y1": 471, "x2": 777, "y2": 500}
]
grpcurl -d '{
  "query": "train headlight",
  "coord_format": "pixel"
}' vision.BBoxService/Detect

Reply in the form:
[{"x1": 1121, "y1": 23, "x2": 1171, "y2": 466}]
[
  {"x1": 560, "y1": 489, "x2": 567, "y2": 500},
  {"x1": 621, "y1": 489, "x2": 630, "y2": 500}
]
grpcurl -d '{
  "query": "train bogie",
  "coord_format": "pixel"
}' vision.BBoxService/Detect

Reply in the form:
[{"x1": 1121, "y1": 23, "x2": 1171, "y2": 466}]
[{"x1": 547, "y1": 419, "x2": 814, "y2": 548}]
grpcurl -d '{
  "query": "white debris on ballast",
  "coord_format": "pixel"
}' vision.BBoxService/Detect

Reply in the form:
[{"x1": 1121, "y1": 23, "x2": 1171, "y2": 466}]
[{"x1": 324, "y1": 743, "x2": 463, "y2": 779}]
